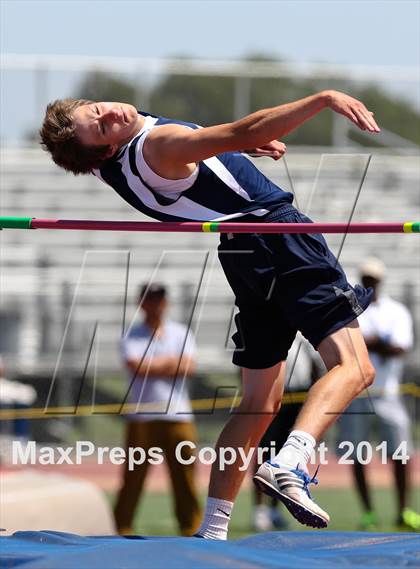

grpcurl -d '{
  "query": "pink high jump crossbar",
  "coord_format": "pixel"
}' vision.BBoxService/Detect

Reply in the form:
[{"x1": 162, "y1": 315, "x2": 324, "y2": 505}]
[{"x1": 0, "y1": 216, "x2": 419, "y2": 234}]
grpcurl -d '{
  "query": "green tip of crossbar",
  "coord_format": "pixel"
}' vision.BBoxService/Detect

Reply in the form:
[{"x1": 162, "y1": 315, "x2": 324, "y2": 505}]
[
  {"x1": 0, "y1": 216, "x2": 33, "y2": 229},
  {"x1": 403, "y1": 222, "x2": 420, "y2": 233}
]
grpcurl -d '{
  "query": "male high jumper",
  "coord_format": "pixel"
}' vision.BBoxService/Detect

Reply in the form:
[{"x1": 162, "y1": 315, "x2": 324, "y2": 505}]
[{"x1": 40, "y1": 90, "x2": 379, "y2": 539}]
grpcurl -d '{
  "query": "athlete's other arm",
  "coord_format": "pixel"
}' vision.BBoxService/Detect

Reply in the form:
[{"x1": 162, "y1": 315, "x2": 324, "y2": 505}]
[
  {"x1": 143, "y1": 90, "x2": 380, "y2": 176},
  {"x1": 244, "y1": 140, "x2": 287, "y2": 160}
]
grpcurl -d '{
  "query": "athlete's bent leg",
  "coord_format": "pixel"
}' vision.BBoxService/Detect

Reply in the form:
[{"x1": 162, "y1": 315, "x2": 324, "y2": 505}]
[
  {"x1": 294, "y1": 320, "x2": 375, "y2": 439},
  {"x1": 254, "y1": 320, "x2": 375, "y2": 528}
]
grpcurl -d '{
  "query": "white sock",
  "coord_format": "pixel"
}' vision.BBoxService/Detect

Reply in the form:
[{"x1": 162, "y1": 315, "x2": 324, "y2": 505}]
[
  {"x1": 196, "y1": 497, "x2": 233, "y2": 540},
  {"x1": 272, "y1": 430, "x2": 316, "y2": 470}
]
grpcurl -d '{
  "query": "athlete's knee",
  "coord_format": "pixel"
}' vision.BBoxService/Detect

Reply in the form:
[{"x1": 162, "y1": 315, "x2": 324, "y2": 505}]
[
  {"x1": 363, "y1": 359, "x2": 376, "y2": 387},
  {"x1": 345, "y1": 357, "x2": 376, "y2": 392}
]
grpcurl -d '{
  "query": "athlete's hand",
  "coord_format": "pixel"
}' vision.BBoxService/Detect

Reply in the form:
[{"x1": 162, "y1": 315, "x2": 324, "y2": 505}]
[
  {"x1": 325, "y1": 90, "x2": 380, "y2": 133},
  {"x1": 244, "y1": 140, "x2": 287, "y2": 160}
]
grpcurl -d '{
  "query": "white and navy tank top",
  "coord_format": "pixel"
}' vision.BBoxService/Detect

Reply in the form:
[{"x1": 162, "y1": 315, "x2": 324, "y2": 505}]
[{"x1": 93, "y1": 111, "x2": 293, "y2": 222}]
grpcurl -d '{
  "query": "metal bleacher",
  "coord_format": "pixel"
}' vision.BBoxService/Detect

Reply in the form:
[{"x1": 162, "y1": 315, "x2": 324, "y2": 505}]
[{"x1": 1, "y1": 147, "x2": 419, "y2": 376}]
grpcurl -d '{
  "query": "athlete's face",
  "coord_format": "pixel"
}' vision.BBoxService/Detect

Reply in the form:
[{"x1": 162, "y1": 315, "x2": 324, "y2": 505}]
[{"x1": 73, "y1": 101, "x2": 143, "y2": 152}]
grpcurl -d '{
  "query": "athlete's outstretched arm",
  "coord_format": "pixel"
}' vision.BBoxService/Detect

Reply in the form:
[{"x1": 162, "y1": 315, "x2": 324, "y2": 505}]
[{"x1": 144, "y1": 90, "x2": 380, "y2": 170}]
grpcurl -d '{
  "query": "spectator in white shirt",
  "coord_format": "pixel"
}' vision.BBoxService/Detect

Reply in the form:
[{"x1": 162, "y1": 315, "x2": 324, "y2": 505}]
[
  {"x1": 114, "y1": 284, "x2": 201, "y2": 536},
  {"x1": 338, "y1": 258, "x2": 419, "y2": 531}
]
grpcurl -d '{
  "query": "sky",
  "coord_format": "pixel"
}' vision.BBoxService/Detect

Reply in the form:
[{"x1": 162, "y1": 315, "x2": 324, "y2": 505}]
[{"x1": 1, "y1": 0, "x2": 419, "y2": 142}]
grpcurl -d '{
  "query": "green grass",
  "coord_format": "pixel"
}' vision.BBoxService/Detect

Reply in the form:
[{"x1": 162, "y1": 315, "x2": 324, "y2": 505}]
[{"x1": 109, "y1": 486, "x2": 420, "y2": 539}]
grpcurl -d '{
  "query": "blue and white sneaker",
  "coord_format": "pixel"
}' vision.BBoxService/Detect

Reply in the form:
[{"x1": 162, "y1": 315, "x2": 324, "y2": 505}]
[{"x1": 253, "y1": 462, "x2": 329, "y2": 529}]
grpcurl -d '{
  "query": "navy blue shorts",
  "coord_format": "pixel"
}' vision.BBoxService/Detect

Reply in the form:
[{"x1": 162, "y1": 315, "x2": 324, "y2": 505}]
[{"x1": 218, "y1": 204, "x2": 372, "y2": 369}]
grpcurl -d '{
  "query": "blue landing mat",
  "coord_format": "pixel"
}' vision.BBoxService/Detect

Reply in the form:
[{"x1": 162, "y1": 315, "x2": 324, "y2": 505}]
[{"x1": 0, "y1": 531, "x2": 419, "y2": 569}]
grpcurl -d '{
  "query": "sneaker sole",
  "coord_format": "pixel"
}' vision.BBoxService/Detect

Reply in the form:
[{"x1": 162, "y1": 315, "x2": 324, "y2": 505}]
[{"x1": 253, "y1": 475, "x2": 328, "y2": 529}]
